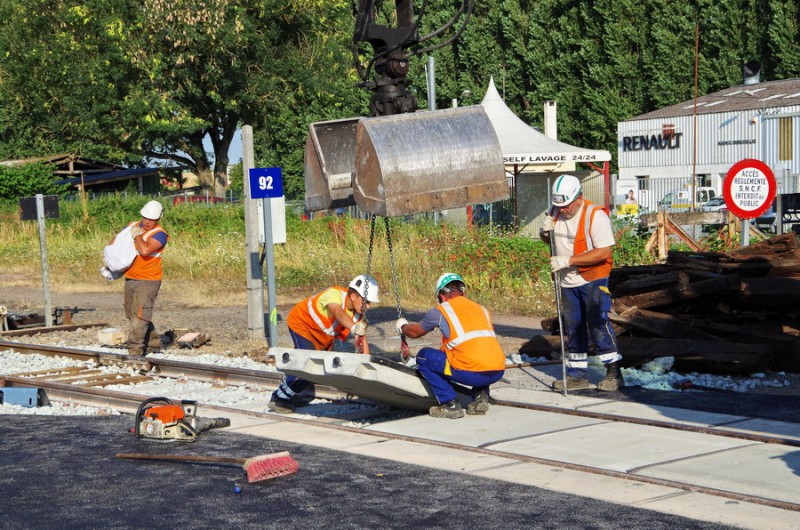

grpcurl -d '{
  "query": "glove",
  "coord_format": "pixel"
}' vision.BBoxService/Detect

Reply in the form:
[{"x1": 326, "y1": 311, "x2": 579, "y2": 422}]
[
  {"x1": 355, "y1": 334, "x2": 366, "y2": 354},
  {"x1": 130, "y1": 225, "x2": 143, "y2": 239},
  {"x1": 352, "y1": 320, "x2": 368, "y2": 336},
  {"x1": 395, "y1": 317, "x2": 409, "y2": 335},
  {"x1": 550, "y1": 255, "x2": 571, "y2": 272},
  {"x1": 541, "y1": 214, "x2": 555, "y2": 233}
]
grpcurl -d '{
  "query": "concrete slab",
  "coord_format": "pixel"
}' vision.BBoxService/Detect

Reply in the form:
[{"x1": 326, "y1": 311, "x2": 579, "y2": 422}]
[
  {"x1": 364, "y1": 405, "x2": 606, "y2": 447},
  {"x1": 582, "y1": 400, "x2": 750, "y2": 428},
  {"x1": 715, "y1": 417, "x2": 800, "y2": 441},
  {"x1": 271, "y1": 347, "x2": 438, "y2": 411},
  {"x1": 640, "y1": 443, "x2": 800, "y2": 505},
  {"x1": 491, "y1": 422, "x2": 756, "y2": 473}
]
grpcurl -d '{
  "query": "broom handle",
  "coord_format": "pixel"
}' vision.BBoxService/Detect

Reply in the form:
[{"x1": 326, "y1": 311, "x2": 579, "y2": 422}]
[{"x1": 116, "y1": 453, "x2": 245, "y2": 465}]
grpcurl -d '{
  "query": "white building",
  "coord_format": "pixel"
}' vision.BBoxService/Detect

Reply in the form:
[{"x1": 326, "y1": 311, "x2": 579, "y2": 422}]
[{"x1": 617, "y1": 69, "x2": 800, "y2": 213}]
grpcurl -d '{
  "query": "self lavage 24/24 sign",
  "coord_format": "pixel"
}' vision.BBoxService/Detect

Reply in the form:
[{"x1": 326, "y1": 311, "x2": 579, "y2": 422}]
[{"x1": 722, "y1": 158, "x2": 776, "y2": 219}]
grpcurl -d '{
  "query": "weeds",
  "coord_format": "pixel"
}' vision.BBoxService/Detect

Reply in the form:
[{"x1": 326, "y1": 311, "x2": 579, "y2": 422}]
[{"x1": 0, "y1": 197, "x2": 661, "y2": 317}]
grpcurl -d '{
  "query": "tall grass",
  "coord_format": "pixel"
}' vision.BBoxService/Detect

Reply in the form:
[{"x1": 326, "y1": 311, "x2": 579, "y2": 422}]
[{"x1": 0, "y1": 196, "x2": 657, "y2": 316}]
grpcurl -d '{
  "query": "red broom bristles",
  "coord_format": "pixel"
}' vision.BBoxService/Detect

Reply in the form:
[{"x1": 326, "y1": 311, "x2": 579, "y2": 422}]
[{"x1": 243, "y1": 451, "x2": 300, "y2": 483}]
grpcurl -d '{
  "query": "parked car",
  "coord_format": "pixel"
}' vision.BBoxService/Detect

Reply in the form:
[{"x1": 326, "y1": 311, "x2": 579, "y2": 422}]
[
  {"x1": 753, "y1": 207, "x2": 777, "y2": 234},
  {"x1": 700, "y1": 197, "x2": 727, "y2": 212}
]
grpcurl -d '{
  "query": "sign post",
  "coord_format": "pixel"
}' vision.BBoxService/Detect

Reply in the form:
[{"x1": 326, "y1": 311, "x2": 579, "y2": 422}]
[
  {"x1": 248, "y1": 167, "x2": 284, "y2": 347},
  {"x1": 19, "y1": 194, "x2": 60, "y2": 327},
  {"x1": 723, "y1": 158, "x2": 776, "y2": 247}
]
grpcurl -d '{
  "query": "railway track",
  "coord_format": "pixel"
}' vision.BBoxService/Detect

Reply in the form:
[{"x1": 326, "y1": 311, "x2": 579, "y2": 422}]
[{"x1": 2, "y1": 339, "x2": 800, "y2": 514}]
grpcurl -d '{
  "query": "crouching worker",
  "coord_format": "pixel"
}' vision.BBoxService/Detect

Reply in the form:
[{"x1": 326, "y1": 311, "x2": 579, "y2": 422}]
[
  {"x1": 268, "y1": 274, "x2": 379, "y2": 414},
  {"x1": 396, "y1": 273, "x2": 505, "y2": 419}
]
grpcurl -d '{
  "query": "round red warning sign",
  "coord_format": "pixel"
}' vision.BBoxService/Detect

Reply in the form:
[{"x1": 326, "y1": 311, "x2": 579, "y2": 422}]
[{"x1": 722, "y1": 158, "x2": 776, "y2": 219}]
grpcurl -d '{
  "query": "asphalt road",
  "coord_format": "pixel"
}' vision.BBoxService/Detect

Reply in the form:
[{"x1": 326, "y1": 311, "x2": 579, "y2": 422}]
[{"x1": 0, "y1": 415, "x2": 735, "y2": 529}]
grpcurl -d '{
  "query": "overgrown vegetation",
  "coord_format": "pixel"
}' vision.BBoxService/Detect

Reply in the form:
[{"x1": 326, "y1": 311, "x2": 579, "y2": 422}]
[
  {"x1": 0, "y1": 163, "x2": 67, "y2": 199},
  {"x1": 0, "y1": 196, "x2": 663, "y2": 316}
]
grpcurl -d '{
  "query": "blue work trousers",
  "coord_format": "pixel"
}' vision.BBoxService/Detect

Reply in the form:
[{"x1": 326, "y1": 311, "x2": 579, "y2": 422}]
[
  {"x1": 273, "y1": 329, "x2": 315, "y2": 400},
  {"x1": 560, "y1": 277, "x2": 619, "y2": 378},
  {"x1": 416, "y1": 347, "x2": 504, "y2": 404}
]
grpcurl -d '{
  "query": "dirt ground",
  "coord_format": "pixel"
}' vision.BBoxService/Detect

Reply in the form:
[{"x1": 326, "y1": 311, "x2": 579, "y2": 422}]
[
  {"x1": 3, "y1": 278, "x2": 799, "y2": 396},
  {"x1": 0, "y1": 280, "x2": 543, "y2": 361}
]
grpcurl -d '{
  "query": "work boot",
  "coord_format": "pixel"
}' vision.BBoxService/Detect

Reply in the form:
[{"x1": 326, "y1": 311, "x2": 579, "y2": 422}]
[
  {"x1": 147, "y1": 335, "x2": 164, "y2": 352},
  {"x1": 429, "y1": 399, "x2": 465, "y2": 419},
  {"x1": 552, "y1": 376, "x2": 592, "y2": 392},
  {"x1": 127, "y1": 347, "x2": 145, "y2": 358},
  {"x1": 267, "y1": 395, "x2": 295, "y2": 414},
  {"x1": 466, "y1": 390, "x2": 491, "y2": 415},
  {"x1": 597, "y1": 362, "x2": 623, "y2": 392}
]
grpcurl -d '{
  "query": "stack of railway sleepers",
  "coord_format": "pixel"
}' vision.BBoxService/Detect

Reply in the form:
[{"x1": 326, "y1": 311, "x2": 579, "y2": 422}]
[{"x1": 521, "y1": 233, "x2": 800, "y2": 375}]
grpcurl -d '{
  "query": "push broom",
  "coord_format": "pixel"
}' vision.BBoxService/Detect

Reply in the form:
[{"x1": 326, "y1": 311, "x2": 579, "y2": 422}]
[{"x1": 116, "y1": 451, "x2": 299, "y2": 483}]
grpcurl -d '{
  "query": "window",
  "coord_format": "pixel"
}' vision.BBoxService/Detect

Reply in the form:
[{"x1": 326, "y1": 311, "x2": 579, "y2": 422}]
[{"x1": 779, "y1": 117, "x2": 793, "y2": 161}]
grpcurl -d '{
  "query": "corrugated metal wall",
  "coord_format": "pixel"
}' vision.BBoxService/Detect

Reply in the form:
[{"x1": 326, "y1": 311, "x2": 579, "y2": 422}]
[{"x1": 517, "y1": 170, "x2": 604, "y2": 238}]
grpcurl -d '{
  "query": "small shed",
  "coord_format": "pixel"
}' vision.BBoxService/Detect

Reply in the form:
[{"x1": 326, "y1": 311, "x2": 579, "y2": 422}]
[{"x1": 479, "y1": 79, "x2": 612, "y2": 237}]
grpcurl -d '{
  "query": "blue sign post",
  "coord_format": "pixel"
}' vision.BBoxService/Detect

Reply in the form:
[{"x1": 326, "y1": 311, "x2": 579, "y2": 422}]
[{"x1": 248, "y1": 167, "x2": 283, "y2": 346}]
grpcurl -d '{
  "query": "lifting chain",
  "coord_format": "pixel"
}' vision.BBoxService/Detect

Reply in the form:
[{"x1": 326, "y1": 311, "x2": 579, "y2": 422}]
[
  {"x1": 363, "y1": 214, "x2": 408, "y2": 360},
  {"x1": 383, "y1": 217, "x2": 403, "y2": 320}
]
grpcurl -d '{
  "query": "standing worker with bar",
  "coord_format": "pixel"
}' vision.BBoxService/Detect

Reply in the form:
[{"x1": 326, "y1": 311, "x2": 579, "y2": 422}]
[{"x1": 540, "y1": 175, "x2": 623, "y2": 392}]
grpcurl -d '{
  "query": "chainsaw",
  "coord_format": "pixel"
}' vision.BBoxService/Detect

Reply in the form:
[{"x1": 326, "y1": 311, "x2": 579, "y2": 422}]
[{"x1": 134, "y1": 397, "x2": 203, "y2": 443}]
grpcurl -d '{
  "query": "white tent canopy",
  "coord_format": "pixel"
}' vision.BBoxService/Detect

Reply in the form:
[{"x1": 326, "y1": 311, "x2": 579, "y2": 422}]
[{"x1": 480, "y1": 78, "x2": 611, "y2": 166}]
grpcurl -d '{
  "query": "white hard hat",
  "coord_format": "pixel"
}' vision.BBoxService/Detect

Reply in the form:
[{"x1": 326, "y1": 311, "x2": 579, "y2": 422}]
[
  {"x1": 434, "y1": 272, "x2": 465, "y2": 298},
  {"x1": 551, "y1": 175, "x2": 582, "y2": 207},
  {"x1": 140, "y1": 200, "x2": 163, "y2": 220},
  {"x1": 349, "y1": 274, "x2": 380, "y2": 303}
]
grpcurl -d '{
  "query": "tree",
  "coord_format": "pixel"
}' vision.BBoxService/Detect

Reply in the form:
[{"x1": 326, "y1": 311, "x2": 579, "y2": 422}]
[{"x1": 0, "y1": 0, "x2": 352, "y2": 193}]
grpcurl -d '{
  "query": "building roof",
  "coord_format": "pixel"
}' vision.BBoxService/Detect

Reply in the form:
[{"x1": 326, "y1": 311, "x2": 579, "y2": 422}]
[
  {"x1": 480, "y1": 77, "x2": 611, "y2": 164},
  {"x1": 54, "y1": 167, "x2": 163, "y2": 187},
  {"x1": 626, "y1": 77, "x2": 800, "y2": 121},
  {"x1": 0, "y1": 153, "x2": 124, "y2": 174}
]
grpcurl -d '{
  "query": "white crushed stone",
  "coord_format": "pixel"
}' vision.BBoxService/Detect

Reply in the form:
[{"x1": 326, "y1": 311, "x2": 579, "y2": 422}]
[{"x1": 2, "y1": 347, "x2": 794, "y2": 417}]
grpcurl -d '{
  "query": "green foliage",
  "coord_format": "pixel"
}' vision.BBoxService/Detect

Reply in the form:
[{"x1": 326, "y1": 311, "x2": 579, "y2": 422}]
[
  {"x1": 611, "y1": 215, "x2": 658, "y2": 266},
  {"x1": 4, "y1": 1, "x2": 800, "y2": 195},
  {"x1": 0, "y1": 163, "x2": 67, "y2": 200}
]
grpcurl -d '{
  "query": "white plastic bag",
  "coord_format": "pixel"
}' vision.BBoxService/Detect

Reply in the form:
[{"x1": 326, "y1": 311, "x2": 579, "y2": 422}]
[{"x1": 101, "y1": 225, "x2": 137, "y2": 280}]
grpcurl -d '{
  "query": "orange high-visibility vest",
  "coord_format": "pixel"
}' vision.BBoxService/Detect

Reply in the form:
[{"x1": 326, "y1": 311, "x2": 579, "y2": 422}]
[
  {"x1": 554, "y1": 200, "x2": 612, "y2": 281},
  {"x1": 438, "y1": 296, "x2": 505, "y2": 372},
  {"x1": 124, "y1": 222, "x2": 168, "y2": 281},
  {"x1": 286, "y1": 286, "x2": 353, "y2": 350}
]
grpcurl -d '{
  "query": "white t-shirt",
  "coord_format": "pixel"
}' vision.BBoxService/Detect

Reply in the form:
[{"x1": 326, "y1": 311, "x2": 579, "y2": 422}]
[{"x1": 554, "y1": 203, "x2": 615, "y2": 288}]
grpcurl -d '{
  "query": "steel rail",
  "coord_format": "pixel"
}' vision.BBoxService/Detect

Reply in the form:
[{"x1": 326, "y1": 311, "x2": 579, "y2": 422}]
[
  {"x1": 2, "y1": 374, "x2": 799, "y2": 512},
  {"x1": 4, "y1": 340, "x2": 800, "y2": 448},
  {"x1": 24, "y1": 377, "x2": 792, "y2": 514},
  {"x1": 0, "y1": 340, "x2": 350, "y2": 399}
]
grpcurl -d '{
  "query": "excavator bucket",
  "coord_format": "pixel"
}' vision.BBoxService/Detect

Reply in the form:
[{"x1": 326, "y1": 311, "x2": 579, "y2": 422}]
[
  {"x1": 303, "y1": 106, "x2": 507, "y2": 217},
  {"x1": 304, "y1": 117, "x2": 359, "y2": 212},
  {"x1": 354, "y1": 106, "x2": 507, "y2": 217}
]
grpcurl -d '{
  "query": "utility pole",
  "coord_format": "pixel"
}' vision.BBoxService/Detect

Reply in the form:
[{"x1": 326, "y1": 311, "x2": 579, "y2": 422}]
[{"x1": 242, "y1": 125, "x2": 266, "y2": 339}]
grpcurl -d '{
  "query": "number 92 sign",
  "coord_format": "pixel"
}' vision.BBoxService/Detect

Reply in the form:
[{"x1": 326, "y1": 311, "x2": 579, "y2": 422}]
[{"x1": 248, "y1": 167, "x2": 284, "y2": 199}]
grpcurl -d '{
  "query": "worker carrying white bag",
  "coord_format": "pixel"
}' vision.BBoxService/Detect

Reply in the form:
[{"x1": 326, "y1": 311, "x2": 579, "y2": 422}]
[{"x1": 100, "y1": 224, "x2": 138, "y2": 281}]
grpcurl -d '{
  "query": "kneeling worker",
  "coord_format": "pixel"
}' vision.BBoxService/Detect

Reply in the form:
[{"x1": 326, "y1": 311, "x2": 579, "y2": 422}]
[
  {"x1": 396, "y1": 273, "x2": 506, "y2": 419},
  {"x1": 269, "y1": 274, "x2": 379, "y2": 414}
]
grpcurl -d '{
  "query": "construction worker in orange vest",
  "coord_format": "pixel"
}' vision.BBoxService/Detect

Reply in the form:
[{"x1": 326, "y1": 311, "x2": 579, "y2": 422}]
[
  {"x1": 114, "y1": 200, "x2": 169, "y2": 357},
  {"x1": 541, "y1": 174, "x2": 623, "y2": 392},
  {"x1": 397, "y1": 273, "x2": 506, "y2": 419},
  {"x1": 268, "y1": 274, "x2": 379, "y2": 414}
]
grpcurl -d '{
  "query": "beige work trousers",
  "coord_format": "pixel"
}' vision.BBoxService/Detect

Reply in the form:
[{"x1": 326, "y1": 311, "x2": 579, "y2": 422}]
[{"x1": 124, "y1": 279, "x2": 161, "y2": 356}]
